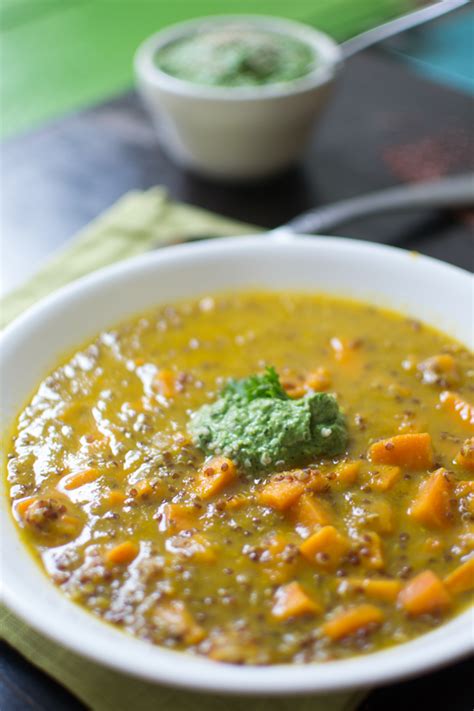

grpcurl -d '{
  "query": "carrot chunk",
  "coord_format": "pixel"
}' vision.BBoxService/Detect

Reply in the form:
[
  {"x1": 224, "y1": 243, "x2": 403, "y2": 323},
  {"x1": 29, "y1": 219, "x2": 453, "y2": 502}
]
[
  {"x1": 409, "y1": 468, "x2": 453, "y2": 529},
  {"x1": 62, "y1": 468, "x2": 100, "y2": 490},
  {"x1": 272, "y1": 582, "x2": 322, "y2": 620},
  {"x1": 258, "y1": 473, "x2": 305, "y2": 511},
  {"x1": 195, "y1": 456, "x2": 237, "y2": 500},
  {"x1": 299, "y1": 525, "x2": 350, "y2": 570},
  {"x1": 367, "y1": 464, "x2": 401, "y2": 492},
  {"x1": 440, "y1": 391, "x2": 474, "y2": 430},
  {"x1": 347, "y1": 578, "x2": 402, "y2": 602},
  {"x1": 288, "y1": 493, "x2": 332, "y2": 529},
  {"x1": 322, "y1": 604, "x2": 383, "y2": 640},
  {"x1": 455, "y1": 437, "x2": 474, "y2": 470},
  {"x1": 444, "y1": 557, "x2": 474, "y2": 595},
  {"x1": 368, "y1": 433, "x2": 434, "y2": 470},
  {"x1": 398, "y1": 570, "x2": 451, "y2": 616},
  {"x1": 106, "y1": 541, "x2": 139, "y2": 565}
]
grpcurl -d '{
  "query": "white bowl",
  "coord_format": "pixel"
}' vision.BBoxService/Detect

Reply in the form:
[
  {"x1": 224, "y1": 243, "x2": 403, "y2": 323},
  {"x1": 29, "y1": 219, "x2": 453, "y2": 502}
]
[
  {"x1": 1, "y1": 235, "x2": 473, "y2": 695},
  {"x1": 134, "y1": 15, "x2": 341, "y2": 180}
]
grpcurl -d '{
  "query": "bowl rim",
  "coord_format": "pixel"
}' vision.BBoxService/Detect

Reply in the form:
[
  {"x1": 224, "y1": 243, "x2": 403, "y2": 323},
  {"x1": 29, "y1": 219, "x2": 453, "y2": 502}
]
[
  {"x1": 134, "y1": 14, "x2": 343, "y2": 102},
  {"x1": 1, "y1": 234, "x2": 473, "y2": 695}
]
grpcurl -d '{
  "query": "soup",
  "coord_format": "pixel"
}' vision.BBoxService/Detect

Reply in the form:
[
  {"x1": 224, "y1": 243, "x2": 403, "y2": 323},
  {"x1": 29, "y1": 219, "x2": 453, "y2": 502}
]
[{"x1": 5, "y1": 292, "x2": 474, "y2": 665}]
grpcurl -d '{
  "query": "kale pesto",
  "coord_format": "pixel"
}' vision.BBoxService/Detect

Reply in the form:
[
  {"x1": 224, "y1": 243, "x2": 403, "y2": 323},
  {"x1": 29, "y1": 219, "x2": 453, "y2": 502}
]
[
  {"x1": 155, "y1": 28, "x2": 315, "y2": 88},
  {"x1": 188, "y1": 367, "x2": 348, "y2": 471}
]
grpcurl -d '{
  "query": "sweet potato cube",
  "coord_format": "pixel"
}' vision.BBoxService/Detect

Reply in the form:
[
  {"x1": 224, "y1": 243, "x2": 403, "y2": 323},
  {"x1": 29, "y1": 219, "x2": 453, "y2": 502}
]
[
  {"x1": 129, "y1": 479, "x2": 165, "y2": 502},
  {"x1": 288, "y1": 493, "x2": 332, "y2": 529},
  {"x1": 456, "y1": 480, "x2": 474, "y2": 497},
  {"x1": 368, "y1": 433, "x2": 433, "y2": 470},
  {"x1": 258, "y1": 473, "x2": 305, "y2": 511},
  {"x1": 223, "y1": 494, "x2": 251, "y2": 511},
  {"x1": 306, "y1": 367, "x2": 332, "y2": 392},
  {"x1": 444, "y1": 557, "x2": 474, "y2": 595},
  {"x1": 347, "y1": 578, "x2": 402, "y2": 602},
  {"x1": 357, "y1": 531, "x2": 385, "y2": 570},
  {"x1": 106, "y1": 541, "x2": 139, "y2": 565},
  {"x1": 195, "y1": 457, "x2": 237, "y2": 500},
  {"x1": 455, "y1": 480, "x2": 474, "y2": 516},
  {"x1": 279, "y1": 369, "x2": 307, "y2": 399},
  {"x1": 306, "y1": 469, "x2": 330, "y2": 493},
  {"x1": 272, "y1": 581, "x2": 322, "y2": 620},
  {"x1": 265, "y1": 534, "x2": 289, "y2": 556},
  {"x1": 455, "y1": 438, "x2": 474, "y2": 470},
  {"x1": 368, "y1": 464, "x2": 401, "y2": 492},
  {"x1": 322, "y1": 604, "x2": 383, "y2": 640},
  {"x1": 189, "y1": 534, "x2": 217, "y2": 563},
  {"x1": 164, "y1": 503, "x2": 201, "y2": 531},
  {"x1": 330, "y1": 337, "x2": 362, "y2": 366},
  {"x1": 14, "y1": 497, "x2": 37, "y2": 521},
  {"x1": 154, "y1": 368, "x2": 176, "y2": 399},
  {"x1": 333, "y1": 460, "x2": 361, "y2": 487},
  {"x1": 418, "y1": 354, "x2": 460, "y2": 387},
  {"x1": 299, "y1": 525, "x2": 350, "y2": 570},
  {"x1": 365, "y1": 500, "x2": 394, "y2": 535},
  {"x1": 104, "y1": 490, "x2": 126, "y2": 508},
  {"x1": 62, "y1": 468, "x2": 100, "y2": 490},
  {"x1": 261, "y1": 535, "x2": 299, "y2": 583},
  {"x1": 166, "y1": 533, "x2": 216, "y2": 563},
  {"x1": 409, "y1": 468, "x2": 453, "y2": 529},
  {"x1": 398, "y1": 570, "x2": 451, "y2": 616},
  {"x1": 440, "y1": 391, "x2": 474, "y2": 429},
  {"x1": 153, "y1": 600, "x2": 205, "y2": 645}
]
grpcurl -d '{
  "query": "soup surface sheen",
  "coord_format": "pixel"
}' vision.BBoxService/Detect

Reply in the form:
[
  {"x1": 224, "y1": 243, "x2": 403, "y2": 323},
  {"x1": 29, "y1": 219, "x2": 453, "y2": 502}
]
[{"x1": 5, "y1": 292, "x2": 474, "y2": 665}]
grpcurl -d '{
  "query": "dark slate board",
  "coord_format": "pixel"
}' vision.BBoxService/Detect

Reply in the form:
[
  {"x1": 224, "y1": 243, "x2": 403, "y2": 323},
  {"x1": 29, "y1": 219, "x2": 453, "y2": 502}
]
[{"x1": 1, "y1": 47, "x2": 473, "y2": 711}]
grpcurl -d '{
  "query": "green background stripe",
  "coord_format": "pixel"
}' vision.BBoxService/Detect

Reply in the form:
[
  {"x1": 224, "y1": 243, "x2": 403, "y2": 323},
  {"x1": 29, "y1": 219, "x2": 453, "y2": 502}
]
[{"x1": 1, "y1": 0, "x2": 413, "y2": 139}]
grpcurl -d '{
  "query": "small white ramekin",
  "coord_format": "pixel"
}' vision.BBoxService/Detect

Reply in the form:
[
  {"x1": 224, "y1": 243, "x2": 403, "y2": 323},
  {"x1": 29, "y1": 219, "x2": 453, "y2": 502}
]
[{"x1": 134, "y1": 15, "x2": 341, "y2": 181}]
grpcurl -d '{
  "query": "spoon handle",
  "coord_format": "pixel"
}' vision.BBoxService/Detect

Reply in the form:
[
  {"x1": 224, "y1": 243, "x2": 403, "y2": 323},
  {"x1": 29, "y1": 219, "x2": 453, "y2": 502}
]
[
  {"x1": 341, "y1": 0, "x2": 468, "y2": 59},
  {"x1": 277, "y1": 173, "x2": 474, "y2": 235}
]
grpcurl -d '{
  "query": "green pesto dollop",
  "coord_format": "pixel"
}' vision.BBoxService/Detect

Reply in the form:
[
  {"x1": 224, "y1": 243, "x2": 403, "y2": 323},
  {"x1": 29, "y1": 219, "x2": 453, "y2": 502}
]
[
  {"x1": 188, "y1": 367, "x2": 348, "y2": 473},
  {"x1": 155, "y1": 28, "x2": 315, "y2": 87}
]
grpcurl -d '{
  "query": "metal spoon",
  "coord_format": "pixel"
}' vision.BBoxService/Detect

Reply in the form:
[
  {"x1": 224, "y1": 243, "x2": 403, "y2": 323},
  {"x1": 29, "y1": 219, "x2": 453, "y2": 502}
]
[
  {"x1": 277, "y1": 173, "x2": 474, "y2": 235},
  {"x1": 341, "y1": 0, "x2": 469, "y2": 58},
  {"x1": 184, "y1": 174, "x2": 473, "y2": 243}
]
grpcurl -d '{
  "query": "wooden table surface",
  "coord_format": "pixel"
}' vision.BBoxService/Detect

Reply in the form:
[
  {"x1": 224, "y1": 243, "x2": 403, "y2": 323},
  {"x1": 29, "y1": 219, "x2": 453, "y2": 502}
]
[{"x1": 1, "y1": 47, "x2": 473, "y2": 710}]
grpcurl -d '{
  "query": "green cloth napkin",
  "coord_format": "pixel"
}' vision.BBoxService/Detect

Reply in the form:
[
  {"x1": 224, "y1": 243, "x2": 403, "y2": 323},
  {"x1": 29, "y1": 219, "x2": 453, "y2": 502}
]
[
  {"x1": 0, "y1": 187, "x2": 258, "y2": 329},
  {"x1": 0, "y1": 189, "x2": 366, "y2": 711}
]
